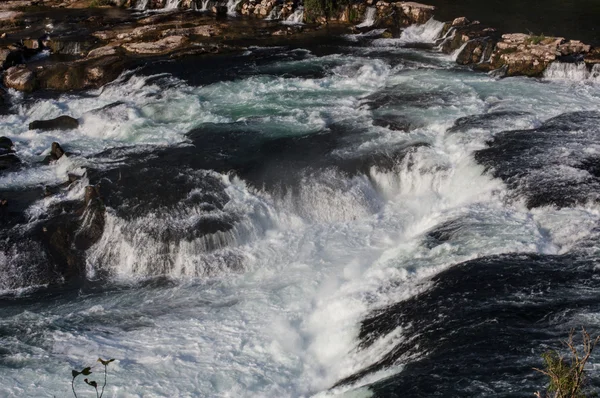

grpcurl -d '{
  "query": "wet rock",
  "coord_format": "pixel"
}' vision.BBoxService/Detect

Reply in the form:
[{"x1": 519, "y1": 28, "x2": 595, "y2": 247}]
[
  {"x1": 455, "y1": 38, "x2": 495, "y2": 65},
  {"x1": 123, "y1": 35, "x2": 188, "y2": 55},
  {"x1": 75, "y1": 185, "x2": 106, "y2": 250},
  {"x1": 486, "y1": 34, "x2": 565, "y2": 77},
  {"x1": 213, "y1": 5, "x2": 228, "y2": 18},
  {"x1": 86, "y1": 44, "x2": 121, "y2": 58},
  {"x1": 0, "y1": 136, "x2": 14, "y2": 155},
  {"x1": 584, "y1": 48, "x2": 600, "y2": 65},
  {"x1": 35, "y1": 55, "x2": 128, "y2": 91},
  {"x1": 558, "y1": 40, "x2": 591, "y2": 56},
  {"x1": 29, "y1": 115, "x2": 79, "y2": 131},
  {"x1": 44, "y1": 142, "x2": 65, "y2": 163},
  {"x1": 0, "y1": 48, "x2": 24, "y2": 70},
  {"x1": 0, "y1": 153, "x2": 20, "y2": 170},
  {"x1": 3, "y1": 65, "x2": 37, "y2": 92}
]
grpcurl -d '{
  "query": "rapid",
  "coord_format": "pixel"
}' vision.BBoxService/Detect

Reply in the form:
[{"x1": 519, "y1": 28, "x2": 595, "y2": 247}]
[{"x1": 2, "y1": 20, "x2": 600, "y2": 397}]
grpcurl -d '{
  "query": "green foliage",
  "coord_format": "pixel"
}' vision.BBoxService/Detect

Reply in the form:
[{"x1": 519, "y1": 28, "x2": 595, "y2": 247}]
[
  {"x1": 71, "y1": 358, "x2": 115, "y2": 398},
  {"x1": 347, "y1": 7, "x2": 360, "y2": 24},
  {"x1": 527, "y1": 34, "x2": 547, "y2": 45},
  {"x1": 535, "y1": 329, "x2": 599, "y2": 398},
  {"x1": 303, "y1": 0, "x2": 352, "y2": 22},
  {"x1": 88, "y1": 0, "x2": 112, "y2": 8}
]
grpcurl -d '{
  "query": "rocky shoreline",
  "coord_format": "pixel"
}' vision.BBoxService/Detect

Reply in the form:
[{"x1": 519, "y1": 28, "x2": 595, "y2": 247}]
[{"x1": 1, "y1": 0, "x2": 598, "y2": 96}]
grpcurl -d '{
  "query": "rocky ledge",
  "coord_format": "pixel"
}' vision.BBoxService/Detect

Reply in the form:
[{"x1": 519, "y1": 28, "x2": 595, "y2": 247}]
[{"x1": 0, "y1": 0, "x2": 598, "y2": 92}]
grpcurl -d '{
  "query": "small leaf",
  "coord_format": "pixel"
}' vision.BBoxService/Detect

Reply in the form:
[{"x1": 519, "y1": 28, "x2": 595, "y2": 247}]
[
  {"x1": 72, "y1": 370, "x2": 80, "y2": 378},
  {"x1": 98, "y1": 358, "x2": 116, "y2": 366},
  {"x1": 81, "y1": 367, "x2": 92, "y2": 376},
  {"x1": 84, "y1": 379, "x2": 98, "y2": 388}
]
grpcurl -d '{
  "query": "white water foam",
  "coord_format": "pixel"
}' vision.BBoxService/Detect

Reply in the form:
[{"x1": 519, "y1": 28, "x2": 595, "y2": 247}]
[
  {"x1": 3, "y1": 46, "x2": 600, "y2": 398},
  {"x1": 356, "y1": 7, "x2": 376, "y2": 28},
  {"x1": 164, "y1": 0, "x2": 180, "y2": 10},
  {"x1": 226, "y1": 0, "x2": 242, "y2": 15},
  {"x1": 136, "y1": 0, "x2": 149, "y2": 10},
  {"x1": 283, "y1": 6, "x2": 304, "y2": 25},
  {"x1": 399, "y1": 18, "x2": 445, "y2": 43},
  {"x1": 544, "y1": 62, "x2": 600, "y2": 82}
]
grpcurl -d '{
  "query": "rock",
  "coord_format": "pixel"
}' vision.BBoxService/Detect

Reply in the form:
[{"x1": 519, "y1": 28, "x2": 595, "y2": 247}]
[
  {"x1": 29, "y1": 115, "x2": 79, "y2": 131},
  {"x1": 0, "y1": 136, "x2": 14, "y2": 155},
  {"x1": 44, "y1": 142, "x2": 65, "y2": 163},
  {"x1": 399, "y1": 2, "x2": 435, "y2": 25},
  {"x1": 558, "y1": 40, "x2": 591, "y2": 56},
  {"x1": 455, "y1": 38, "x2": 495, "y2": 65},
  {"x1": 86, "y1": 44, "x2": 121, "y2": 59},
  {"x1": 584, "y1": 48, "x2": 600, "y2": 65},
  {"x1": 3, "y1": 65, "x2": 37, "y2": 92},
  {"x1": 487, "y1": 34, "x2": 565, "y2": 77},
  {"x1": 122, "y1": 35, "x2": 188, "y2": 55},
  {"x1": 74, "y1": 185, "x2": 105, "y2": 251},
  {"x1": 452, "y1": 17, "x2": 469, "y2": 27},
  {"x1": 0, "y1": 48, "x2": 24, "y2": 70},
  {"x1": 0, "y1": 153, "x2": 20, "y2": 170},
  {"x1": 35, "y1": 55, "x2": 129, "y2": 91}
]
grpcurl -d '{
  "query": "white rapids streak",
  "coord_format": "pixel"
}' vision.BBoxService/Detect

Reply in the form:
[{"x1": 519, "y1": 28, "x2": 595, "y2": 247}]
[
  {"x1": 544, "y1": 62, "x2": 600, "y2": 82},
  {"x1": 356, "y1": 7, "x2": 376, "y2": 28}
]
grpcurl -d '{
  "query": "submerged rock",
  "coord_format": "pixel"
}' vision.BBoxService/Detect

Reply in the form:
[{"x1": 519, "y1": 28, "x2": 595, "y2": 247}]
[
  {"x1": 0, "y1": 153, "x2": 20, "y2": 171},
  {"x1": 29, "y1": 115, "x2": 79, "y2": 131}
]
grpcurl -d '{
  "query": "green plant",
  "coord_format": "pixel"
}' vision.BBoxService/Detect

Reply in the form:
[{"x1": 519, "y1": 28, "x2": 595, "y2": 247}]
[
  {"x1": 71, "y1": 358, "x2": 115, "y2": 398},
  {"x1": 534, "y1": 328, "x2": 599, "y2": 398},
  {"x1": 527, "y1": 34, "x2": 546, "y2": 45},
  {"x1": 303, "y1": 0, "x2": 352, "y2": 22},
  {"x1": 88, "y1": 0, "x2": 111, "y2": 8}
]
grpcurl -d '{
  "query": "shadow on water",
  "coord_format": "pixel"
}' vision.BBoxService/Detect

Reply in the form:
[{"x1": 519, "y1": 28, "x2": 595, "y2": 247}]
[{"x1": 338, "y1": 252, "x2": 600, "y2": 397}]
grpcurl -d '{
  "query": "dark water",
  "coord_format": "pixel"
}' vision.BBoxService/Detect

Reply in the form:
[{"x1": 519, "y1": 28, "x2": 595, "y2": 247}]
[{"x1": 427, "y1": 0, "x2": 600, "y2": 45}]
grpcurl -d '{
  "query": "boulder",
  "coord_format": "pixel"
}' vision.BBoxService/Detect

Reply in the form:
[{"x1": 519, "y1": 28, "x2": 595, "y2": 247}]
[
  {"x1": 455, "y1": 38, "x2": 495, "y2": 65},
  {"x1": 29, "y1": 115, "x2": 79, "y2": 131},
  {"x1": 44, "y1": 142, "x2": 65, "y2": 163},
  {"x1": 0, "y1": 48, "x2": 24, "y2": 70},
  {"x1": 0, "y1": 136, "x2": 14, "y2": 155},
  {"x1": 0, "y1": 153, "x2": 20, "y2": 170},
  {"x1": 484, "y1": 34, "x2": 565, "y2": 77},
  {"x1": 585, "y1": 48, "x2": 600, "y2": 65},
  {"x1": 558, "y1": 40, "x2": 591, "y2": 56},
  {"x1": 122, "y1": 35, "x2": 188, "y2": 55},
  {"x1": 399, "y1": 2, "x2": 435, "y2": 25},
  {"x1": 35, "y1": 55, "x2": 129, "y2": 91},
  {"x1": 86, "y1": 44, "x2": 121, "y2": 59},
  {"x1": 452, "y1": 17, "x2": 469, "y2": 27},
  {"x1": 3, "y1": 65, "x2": 37, "y2": 92}
]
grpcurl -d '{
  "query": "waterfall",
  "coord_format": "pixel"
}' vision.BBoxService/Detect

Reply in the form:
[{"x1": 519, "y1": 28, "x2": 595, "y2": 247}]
[
  {"x1": 227, "y1": 0, "x2": 242, "y2": 15},
  {"x1": 544, "y1": 62, "x2": 600, "y2": 82},
  {"x1": 592, "y1": 64, "x2": 600, "y2": 81},
  {"x1": 399, "y1": 18, "x2": 445, "y2": 43},
  {"x1": 190, "y1": 0, "x2": 197, "y2": 10},
  {"x1": 200, "y1": 0, "x2": 210, "y2": 10},
  {"x1": 164, "y1": 0, "x2": 181, "y2": 10},
  {"x1": 265, "y1": 6, "x2": 281, "y2": 20},
  {"x1": 356, "y1": 7, "x2": 376, "y2": 28},
  {"x1": 283, "y1": 6, "x2": 303, "y2": 24},
  {"x1": 451, "y1": 41, "x2": 469, "y2": 61},
  {"x1": 135, "y1": 0, "x2": 149, "y2": 9}
]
